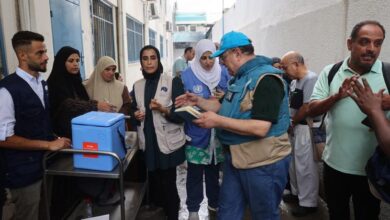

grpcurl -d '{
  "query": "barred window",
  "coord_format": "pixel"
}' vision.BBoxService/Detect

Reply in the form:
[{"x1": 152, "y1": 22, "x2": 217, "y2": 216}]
[
  {"x1": 126, "y1": 16, "x2": 144, "y2": 62},
  {"x1": 92, "y1": 0, "x2": 115, "y2": 64},
  {"x1": 149, "y1": 29, "x2": 156, "y2": 46},
  {"x1": 160, "y1": 35, "x2": 164, "y2": 58}
]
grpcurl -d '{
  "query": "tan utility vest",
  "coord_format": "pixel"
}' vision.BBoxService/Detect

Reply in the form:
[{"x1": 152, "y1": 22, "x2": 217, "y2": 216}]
[{"x1": 134, "y1": 74, "x2": 186, "y2": 154}]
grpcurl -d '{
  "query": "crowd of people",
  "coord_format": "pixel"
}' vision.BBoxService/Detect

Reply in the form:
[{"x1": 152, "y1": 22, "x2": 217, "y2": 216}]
[{"x1": 0, "y1": 19, "x2": 389, "y2": 220}]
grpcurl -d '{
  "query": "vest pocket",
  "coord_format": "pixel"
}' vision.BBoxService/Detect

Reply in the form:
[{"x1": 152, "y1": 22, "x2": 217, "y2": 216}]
[{"x1": 163, "y1": 124, "x2": 185, "y2": 148}]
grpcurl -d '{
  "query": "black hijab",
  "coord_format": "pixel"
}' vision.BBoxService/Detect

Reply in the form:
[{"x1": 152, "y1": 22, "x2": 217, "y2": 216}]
[
  {"x1": 139, "y1": 45, "x2": 163, "y2": 80},
  {"x1": 47, "y1": 46, "x2": 90, "y2": 116}
]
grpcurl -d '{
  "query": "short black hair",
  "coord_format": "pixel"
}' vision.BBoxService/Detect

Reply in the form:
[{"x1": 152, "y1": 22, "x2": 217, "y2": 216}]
[
  {"x1": 350, "y1": 20, "x2": 386, "y2": 41},
  {"x1": 238, "y1": 44, "x2": 254, "y2": 55},
  {"x1": 12, "y1": 31, "x2": 44, "y2": 51},
  {"x1": 184, "y1": 47, "x2": 193, "y2": 54},
  {"x1": 271, "y1": 57, "x2": 281, "y2": 64}
]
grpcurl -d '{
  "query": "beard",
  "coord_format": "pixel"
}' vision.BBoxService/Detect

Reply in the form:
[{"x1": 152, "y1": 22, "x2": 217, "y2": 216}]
[{"x1": 28, "y1": 61, "x2": 47, "y2": 72}]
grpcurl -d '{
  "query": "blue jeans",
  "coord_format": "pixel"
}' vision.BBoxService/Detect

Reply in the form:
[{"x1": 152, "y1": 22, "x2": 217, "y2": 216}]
[
  {"x1": 218, "y1": 153, "x2": 291, "y2": 220},
  {"x1": 186, "y1": 162, "x2": 220, "y2": 212}
]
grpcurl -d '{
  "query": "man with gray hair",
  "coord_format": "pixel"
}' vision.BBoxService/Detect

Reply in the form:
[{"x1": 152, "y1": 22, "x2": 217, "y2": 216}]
[{"x1": 281, "y1": 51, "x2": 319, "y2": 217}]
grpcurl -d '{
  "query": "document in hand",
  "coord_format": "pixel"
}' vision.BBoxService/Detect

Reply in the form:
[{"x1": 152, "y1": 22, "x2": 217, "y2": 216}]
[{"x1": 174, "y1": 106, "x2": 202, "y2": 122}]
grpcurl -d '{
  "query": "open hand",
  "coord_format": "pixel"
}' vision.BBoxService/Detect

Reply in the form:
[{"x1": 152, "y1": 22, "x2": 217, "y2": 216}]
[
  {"x1": 175, "y1": 92, "x2": 199, "y2": 108},
  {"x1": 348, "y1": 78, "x2": 385, "y2": 115},
  {"x1": 335, "y1": 75, "x2": 359, "y2": 100}
]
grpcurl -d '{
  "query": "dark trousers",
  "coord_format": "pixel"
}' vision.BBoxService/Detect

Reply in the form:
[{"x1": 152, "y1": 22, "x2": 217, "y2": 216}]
[
  {"x1": 0, "y1": 186, "x2": 4, "y2": 219},
  {"x1": 149, "y1": 167, "x2": 180, "y2": 220},
  {"x1": 186, "y1": 162, "x2": 220, "y2": 212},
  {"x1": 324, "y1": 163, "x2": 380, "y2": 220}
]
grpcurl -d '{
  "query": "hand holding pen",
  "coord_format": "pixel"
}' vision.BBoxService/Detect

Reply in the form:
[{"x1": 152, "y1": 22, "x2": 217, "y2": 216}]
[{"x1": 97, "y1": 99, "x2": 117, "y2": 112}]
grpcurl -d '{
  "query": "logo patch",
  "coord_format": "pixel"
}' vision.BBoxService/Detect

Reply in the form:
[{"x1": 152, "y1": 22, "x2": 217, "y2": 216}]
[
  {"x1": 161, "y1": 86, "x2": 168, "y2": 92},
  {"x1": 193, "y1": 85, "x2": 203, "y2": 93}
]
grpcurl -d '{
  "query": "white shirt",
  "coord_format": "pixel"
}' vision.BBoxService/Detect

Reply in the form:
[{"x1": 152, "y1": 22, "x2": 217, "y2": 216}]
[{"x1": 0, "y1": 68, "x2": 45, "y2": 140}]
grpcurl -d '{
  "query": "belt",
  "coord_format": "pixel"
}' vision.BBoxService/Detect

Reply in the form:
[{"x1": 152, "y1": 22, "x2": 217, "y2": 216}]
[
  {"x1": 298, "y1": 119, "x2": 320, "y2": 125},
  {"x1": 222, "y1": 144, "x2": 230, "y2": 154}
]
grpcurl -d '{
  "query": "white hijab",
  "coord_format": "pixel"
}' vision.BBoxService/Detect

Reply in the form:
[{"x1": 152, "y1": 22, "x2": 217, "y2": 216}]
[{"x1": 190, "y1": 39, "x2": 221, "y2": 92}]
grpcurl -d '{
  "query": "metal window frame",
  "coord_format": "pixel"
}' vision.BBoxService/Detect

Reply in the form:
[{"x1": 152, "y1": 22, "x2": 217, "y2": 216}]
[
  {"x1": 92, "y1": 0, "x2": 115, "y2": 64},
  {"x1": 148, "y1": 28, "x2": 156, "y2": 46},
  {"x1": 126, "y1": 15, "x2": 144, "y2": 63},
  {"x1": 159, "y1": 35, "x2": 164, "y2": 58}
]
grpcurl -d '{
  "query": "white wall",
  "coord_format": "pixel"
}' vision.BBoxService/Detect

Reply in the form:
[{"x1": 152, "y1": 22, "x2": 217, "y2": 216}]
[
  {"x1": 125, "y1": 0, "x2": 176, "y2": 90},
  {"x1": 80, "y1": 0, "x2": 95, "y2": 78},
  {"x1": 0, "y1": 1, "x2": 18, "y2": 74},
  {"x1": 0, "y1": 0, "x2": 54, "y2": 78},
  {"x1": 212, "y1": 0, "x2": 390, "y2": 74},
  {"x1": 0, "y1": 0, "x2": 176, "y2": 90}
]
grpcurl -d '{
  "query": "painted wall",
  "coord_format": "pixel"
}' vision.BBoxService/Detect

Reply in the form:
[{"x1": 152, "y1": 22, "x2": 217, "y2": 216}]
[
  {"x1": 0, "y1": 0, "x2": 176, "y2": 90},
  {"x1": 0, "y1": 0, "x2": 54, "y2": 79},
  {"x1": 80, "y1": 0, "x2": 95, "y2": 78},
  {"x1": 212, "y1": 0, "x2": 390, "y2": 74},
  {"x1": 0, "y1": 1, "x2": 18, "y2": 74},
  {"x1": 125, "y1": 0, "x2": 175, "y2": 89}
]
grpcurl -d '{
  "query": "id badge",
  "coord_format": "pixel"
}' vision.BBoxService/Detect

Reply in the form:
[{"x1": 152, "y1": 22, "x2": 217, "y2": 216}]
[{"x1": 225, "y1": 90, "x2": 235, "y2": 102}]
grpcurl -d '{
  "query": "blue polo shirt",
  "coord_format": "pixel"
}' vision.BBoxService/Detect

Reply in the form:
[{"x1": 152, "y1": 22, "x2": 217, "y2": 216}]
[{"x1": 311, "y1": 58, "x2": 389, "y2": 176}]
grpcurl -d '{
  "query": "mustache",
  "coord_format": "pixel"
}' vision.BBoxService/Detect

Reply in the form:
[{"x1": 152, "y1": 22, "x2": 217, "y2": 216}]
[{"x1": 362, "y1": 52, "x2": 375, "y2": 57}]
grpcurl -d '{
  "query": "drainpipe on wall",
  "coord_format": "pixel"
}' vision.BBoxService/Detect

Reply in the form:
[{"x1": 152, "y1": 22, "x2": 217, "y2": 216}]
[
  {"x1": 222, "y1": 0, "x2": 224, "y2": 34},
  {"x1": 16, "y1": 0, "x2": 31, "y2": 30},
  {"x1": 143, "y1": 1, "x2": 149, "y2": 46},
  {"x1": 116, "y1": 0, "x2": 127, "y2": 82}
]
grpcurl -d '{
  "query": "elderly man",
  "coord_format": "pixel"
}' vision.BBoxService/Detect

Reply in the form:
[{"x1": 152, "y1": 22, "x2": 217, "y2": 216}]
[
  {"x1": 172, "y1": 46, "x2": 195, "y2": 77},
  {"x1": 0, "y1": 31, "x2": 71, "y2": 220},
  {"x1": 281, "y1": 51, "x2": 319, "y2": 217},
  {"x1": 309, "y1": 20, "x2": 386, "y2": 220},
  {"x1": 176, "y1": 31, "x2": 291, "y2": 220}
]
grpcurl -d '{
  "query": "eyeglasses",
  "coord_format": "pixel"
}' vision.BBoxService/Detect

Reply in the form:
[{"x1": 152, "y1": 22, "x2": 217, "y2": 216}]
[{"x1": 220, "y1": 50, "x2": 231, "y2": 62}]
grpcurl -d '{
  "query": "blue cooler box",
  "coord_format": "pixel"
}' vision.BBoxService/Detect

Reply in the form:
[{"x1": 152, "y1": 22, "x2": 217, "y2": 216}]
[{"x1": 71, "y1": 111, "x2": 126, "y2": 171}]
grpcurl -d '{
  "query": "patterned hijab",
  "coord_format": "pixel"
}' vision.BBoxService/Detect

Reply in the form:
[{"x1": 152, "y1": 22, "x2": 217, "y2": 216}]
[{"x1": 84, "y1": 56, "x2": 124, "y2": 111}]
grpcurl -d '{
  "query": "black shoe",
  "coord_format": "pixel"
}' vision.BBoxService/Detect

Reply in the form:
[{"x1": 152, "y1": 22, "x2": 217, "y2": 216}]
[
  {"x1": 291, "y1": 206, "x2": 318, "y2": 217},
  {"x1": 282, "y1": 194, "x2": 299, "y2": 203}
]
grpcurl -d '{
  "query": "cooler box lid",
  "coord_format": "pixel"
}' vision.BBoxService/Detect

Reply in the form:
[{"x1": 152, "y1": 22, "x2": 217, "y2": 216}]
[{"x1": 72, "y1": 111, "x2": 124, "y2": 127}]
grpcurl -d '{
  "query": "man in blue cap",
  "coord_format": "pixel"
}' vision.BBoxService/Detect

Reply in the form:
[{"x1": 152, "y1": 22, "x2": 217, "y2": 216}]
[{"x1": 175, "y1": 31, "x2": 291, "y2": 220}]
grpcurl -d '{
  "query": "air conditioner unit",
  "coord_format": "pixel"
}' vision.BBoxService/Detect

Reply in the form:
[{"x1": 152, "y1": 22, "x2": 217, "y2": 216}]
[
  {"x1": 166, "y1": 21, "x2": 172, "y2": 32},
  {"x1": 149, "y1": 3, "x2": 159, "y2": 20}
]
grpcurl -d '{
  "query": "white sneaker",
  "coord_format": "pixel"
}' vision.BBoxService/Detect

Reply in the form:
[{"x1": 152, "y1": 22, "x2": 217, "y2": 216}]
[{"x1": 188, "y1": 211, "x2": 200, "y2": 220}]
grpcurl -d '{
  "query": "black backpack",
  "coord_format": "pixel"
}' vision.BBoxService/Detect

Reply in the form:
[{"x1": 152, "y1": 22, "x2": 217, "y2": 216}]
[{"x1": 328, "y1": 61, "x2": 390, "y2": 202}]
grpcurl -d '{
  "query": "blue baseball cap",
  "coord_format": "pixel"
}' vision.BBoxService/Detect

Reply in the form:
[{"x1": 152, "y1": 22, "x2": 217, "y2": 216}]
[{"x1": 211, "y1": 31, "x2": 252, "y2": 58}]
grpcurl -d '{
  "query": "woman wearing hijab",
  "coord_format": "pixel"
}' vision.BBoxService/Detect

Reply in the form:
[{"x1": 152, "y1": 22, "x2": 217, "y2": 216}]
[
  {"x1": 84, "y1": 56, "x2": 131, "y2": 115},
  {"x1": 131, "y1": 45, "x2": 186, "y2": 220},
  {"x1": 181, "y1": 39, "x2": 229, "y2": 220},
  {"x1": 47, "y1": 46, "x2": 113, "y2": 138}
]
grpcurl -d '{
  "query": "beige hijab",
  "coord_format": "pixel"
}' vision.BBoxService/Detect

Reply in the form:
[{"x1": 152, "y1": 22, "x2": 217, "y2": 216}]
[{"x1": 84, "y1": 56, "x2": 124, "y2": 112}]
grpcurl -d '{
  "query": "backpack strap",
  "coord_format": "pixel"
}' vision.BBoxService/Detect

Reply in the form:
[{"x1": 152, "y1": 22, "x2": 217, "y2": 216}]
[
  {"x1": 382, "y1": 62, "x2": 390, "y2": 90},
  {"x1": 328, "y1": 61, "x2": 343, "y2": 86}
]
